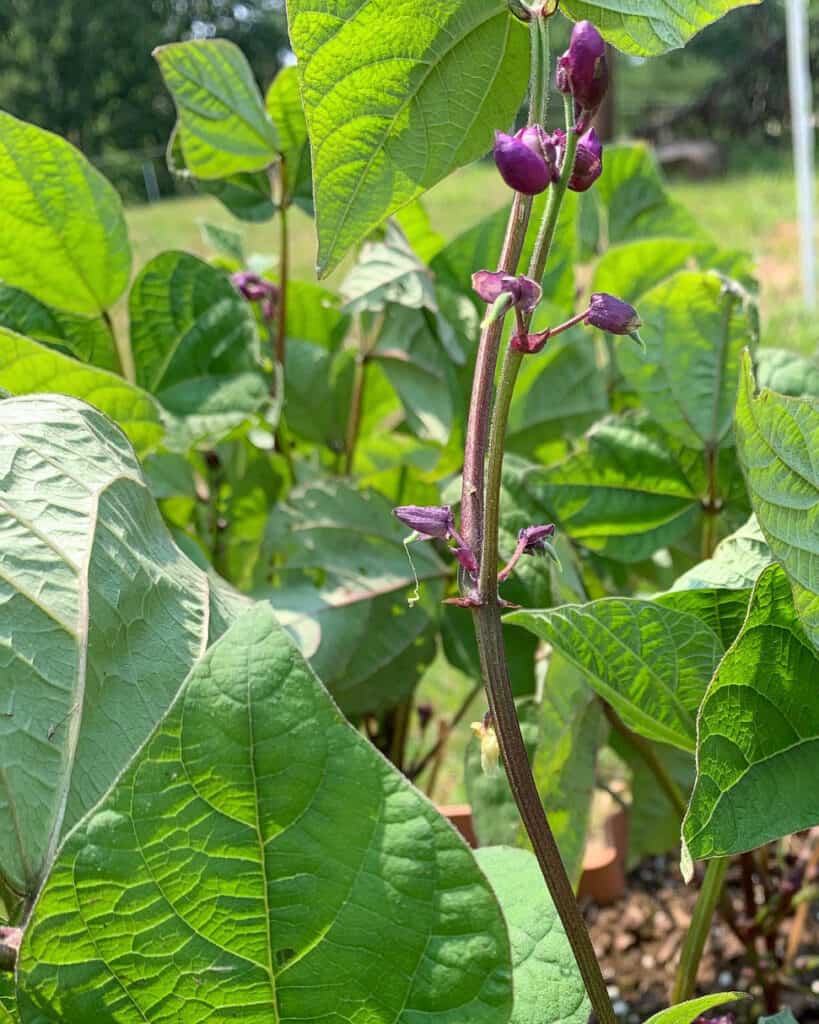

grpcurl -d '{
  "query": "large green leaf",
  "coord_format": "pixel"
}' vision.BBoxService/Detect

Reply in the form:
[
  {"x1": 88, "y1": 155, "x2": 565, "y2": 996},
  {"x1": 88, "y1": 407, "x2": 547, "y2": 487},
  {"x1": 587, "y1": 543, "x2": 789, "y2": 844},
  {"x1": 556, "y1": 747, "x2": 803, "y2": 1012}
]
[
  {"x1": 527, "y1": 413, "x2": 702, "y2": 563},
  {"x1": 507, "y1": 598, "x2": 723, "y2": 751},
  {"x1": 288, "y1": 0, "x2": 529, "y2": 276},
  {"x1": 618, "y1": 272, "x2": 758, "y2": 450},
  {"x1": 670, "y1": 515, "x2": 771, "y2": 591},
  {"x1": 735, "y1": 351, "x2": 819, "y2": 650},
  {"x1": 0, "y1": 327, "x2": 164, "y2": 458},
  {"x1": 755, "y1": 346, "x2": 819, "y2": 398},
  {"x1": 0, "y1": 111, "x2": 131, "y2": 315},
  {"x1": 258, "y1": 480, "x2": 445, "y2": 715},
  {"x1": 0, "y1": 284, "x2": 118, "y2": 371},
  {"x1": 18, "y1": 604, "x2": 513, "y2": 1024},
  {"x1": 643, "y1": 993, "x2": 745, "y2": 1024},
  {"x1": 564, "y1": 0, "x2": 758, "y2": 54},
  {"x1": 0, "y1": 395, "x2": 236, "y2": 898},
  {"x1": 154, "y1": 39, "x2": 278, "y2": 178},
  {"x1": 683, "y1": 565, "x2": 819, "y2": 863},
  {"x1": 475, "y1": 847, "x2": 589, "y2": 1024},
  {"x1": 129, "y1": 251, "x2": 260, "y2": 393},
  {"x1": 160, "y1": 373, "x2": 270, "y2": 452}
]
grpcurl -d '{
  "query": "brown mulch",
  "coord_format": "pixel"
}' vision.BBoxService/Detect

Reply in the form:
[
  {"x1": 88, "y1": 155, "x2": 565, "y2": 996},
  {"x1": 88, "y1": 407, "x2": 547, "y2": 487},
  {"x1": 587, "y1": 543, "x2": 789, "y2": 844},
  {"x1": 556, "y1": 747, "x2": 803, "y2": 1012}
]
[{"x1": 583, "y1": 847, "x2": 819, "y2": 1022}]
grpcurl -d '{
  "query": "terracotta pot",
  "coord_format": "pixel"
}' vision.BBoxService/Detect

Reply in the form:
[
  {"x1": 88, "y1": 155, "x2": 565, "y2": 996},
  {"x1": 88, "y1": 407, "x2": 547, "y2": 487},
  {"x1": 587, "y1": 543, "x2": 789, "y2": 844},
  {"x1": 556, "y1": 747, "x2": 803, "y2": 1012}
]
[
  {"x1": 438, "y1": 803, "x2": 478, "y2": 848},
  {"x1": 578, "y1": 797, "x2": 630, "y2": 905}
]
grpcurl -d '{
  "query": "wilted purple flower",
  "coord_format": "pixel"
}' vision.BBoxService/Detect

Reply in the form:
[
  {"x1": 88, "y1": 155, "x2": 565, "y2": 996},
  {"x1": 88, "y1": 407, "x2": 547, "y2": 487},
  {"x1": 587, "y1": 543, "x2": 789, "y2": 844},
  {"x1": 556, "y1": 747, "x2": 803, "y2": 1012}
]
[
  {"x1": 510, "y1": 328, "x2": 550, "y2": 355},
  {"x1": 394, "y1": 505, "x2": 479, "y2": 576},
  {"x1": 586, "y1": 293, "x2": 642, "y2": 335},
  {"x1": 553, "y1": 128, "x2": 603, "y2": 192},
  {"x1": 518, "y1": 523, "x2": 556, "y2": 555},
  {"x1": 472, "y1": 271, "x2": 542, "y2": 313},
  {"x1": 493, "y1": 126, "x2": 557, "y2": 195},
  {"x1": 394, "y1": 505, "x2": 454, "y2": 540},
  {"x1": 692, "y1": 1016, "x2": 735, "y2": 1024},
  {"x1": 556, "y1": 21, "x2": 608, "y2": 127},
  {"x1": 231, "y1": 271, "x2": 272, "y2": 302}
]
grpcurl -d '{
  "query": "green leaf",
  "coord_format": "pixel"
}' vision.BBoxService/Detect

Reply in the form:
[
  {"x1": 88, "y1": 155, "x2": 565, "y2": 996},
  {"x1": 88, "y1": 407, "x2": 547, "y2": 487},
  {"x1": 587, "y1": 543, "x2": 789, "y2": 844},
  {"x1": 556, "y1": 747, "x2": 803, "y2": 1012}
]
[
  {"x1": 642, "y1": 993, "x2": 745, "y2": 1024},
  {"x1": 341, "y1": 231, "x2": 437, "y2": 315},
  {"x1": 442, "y1": 602, "x2": 537, "y2": 700},
  {"x1": 265, "y1": 66, "x2": 312, "y2": 212},
  {"x1": 507, "y1": 597, "x2": 723, "y2": 751},
  {"x1": 755, "y1": 346, "x2": 819, "y2": 398},
  {"x1": 0, "y1": 284, "x2": 118, "y2": 371},
  {"x1": 655, "y1": 587, "x2": 750, "y2": 651},
  {"x1": 169, "y1": 129, "x2": 274, "y2": 220},
  {"x1": 394, "y1": 201, "x2": 445, "y2": 263},
  {"x1": 160, "y1": 372, "x2": 270, "y2": 451},
  {"x1": 736, "y1": 351, "x2": 819, "y2": 650},
  {"x1": 199, "y1": 221, "x2": 245, "y2": 263},
  {"x1": 669, "y1": 515, "x2": 771, "y2": 592},
  {"x1": 289, "y1": 0, "x2": 529, "y2": 276},
  {"x1": 618, "y1": 272, "x2": 758, "y2": 450},
  {"x1": 257, "y1": 480, "x2": 445, "y2": 715},
  {"x1": 18, "y1": 604, "x2": 514, "y2": 1024},
  {"x1": 683, "y1": 565, "x2": 819, "y2": 861},
  {"x1": 0, "y1": 974, "x2": 17, "y2": 1022},
  {"x1": 475, "y1": 847, "x2": 589, "y2": 1024},
  {"x1": 129, "y1": 250, "x2": 260, "y2": 393},
  {"x1": 154, "y1": 39, "x2": 278, "y2": 178},
  {"x1": 507, "y1": 333, "x2": 608, "y2": 459},
  {"x1": 527, "y1": 413, "x2": 701, "y2": 562},
  {"x1": 284, "y1": 281, "x2": 352, "y2": 448},
  {"x1": 592, "y1": 238, "x2": 753, "y2": 306},
  {"x1": 0, "y1": 327, "x2": 164, "y2": 458},
  {"x1": 0, "y1": 395, "x2": 237, "y2": 896},
  {"x1": 593, "y1": 144, "x2": 704, "y2": 246},
  {"x1": 373, "y1": 305, "x2": 454, "y2": 444},
  {"x1": 759, "y1": 1013, "x2": 799, "y2": 1024},
  {"x1": 0, "y1": 111, "x2": 131, "y2": 315}
]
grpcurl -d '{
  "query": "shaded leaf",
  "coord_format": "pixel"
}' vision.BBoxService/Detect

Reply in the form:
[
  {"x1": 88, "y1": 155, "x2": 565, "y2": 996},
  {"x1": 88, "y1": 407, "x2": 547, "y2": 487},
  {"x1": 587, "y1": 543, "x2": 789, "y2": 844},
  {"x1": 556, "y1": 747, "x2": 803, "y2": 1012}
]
[
  {"x1": 257, "y1": 480, "x2": 446, "y2": 715},
  {"x1": 527, "y1": 413, "x2": 701, "y2": 562},
  {"x1": 0, "y1": 112, "x2": 131, "y2": 315},
  {"x1": 507, "y1": 598, "x2": 723, "y2": 751},
  {"x1": 0, "y1": 284, "x2": 118, "y2": 371},
  {"x1": 683, "y1": 565, "x2": 819, "y2": 861},
  {"x1": 561, "y1": 0, "x2": 760, "y2": 55},
  {"x1": 160, "y1": 372, "x2": 270, "y2": 451},
  {"x1": 0, "y1": 327, "x2": 164, "y2": 458},
  {"x1": 670, "y1": 515, "x2": 771, "y2": 591},
  {"x1": 18, "y1": 604, "x2": 514, "y2": 1024},
  {"x1": 755, "y1": 346, "x2": 819, "y2": 398},
  {"x1": 618, "y1": 271, "x2": 758, "y2": 449},
  {"x1": 0, "y1": 395, "x2": 236, "y2": 897},
  {"x1": 341, "y1": 231, "x2": 437, "y2": 315},
  {"x1": 154, "y1": 39, "x2": 278, "y2": 178},
  {"x1": 475, "y1": 847, "x2": 589, "y2": 1024},
  {"x1": 736, "y1": 351, "x2": 819, "y2": 650},
  {"x1": 199, "y1": 221, "x2": 245, "y2": 263},
  {"x1": 289, "y1": 0, "x2": 528, "y2": 275}
]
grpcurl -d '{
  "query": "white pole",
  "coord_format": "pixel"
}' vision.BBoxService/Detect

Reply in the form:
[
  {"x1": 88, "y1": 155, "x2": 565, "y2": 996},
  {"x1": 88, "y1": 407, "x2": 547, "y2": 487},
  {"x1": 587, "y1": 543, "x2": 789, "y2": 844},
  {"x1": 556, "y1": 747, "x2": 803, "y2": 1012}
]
[{"x1": 785, "y1": 0, "x2": 816, "y2": 309}]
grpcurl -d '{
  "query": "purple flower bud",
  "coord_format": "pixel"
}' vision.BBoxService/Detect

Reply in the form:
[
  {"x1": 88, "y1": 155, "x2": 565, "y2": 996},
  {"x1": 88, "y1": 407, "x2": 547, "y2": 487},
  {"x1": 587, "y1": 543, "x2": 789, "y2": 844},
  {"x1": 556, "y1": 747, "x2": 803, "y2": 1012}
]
[
  {"x1": 554, "y1": 128, "x2": 603, "y2": 192},
  {"x1": 472, "y1": 271, "x2": 542, "y2": 313},
  {"x1": 417, "y1": 702, "x2": 434, "y2": 730},
  {"x1": 556, "y1": 21, "x2": 608, "y2": 124},
  {"x1": 518, "y1": 523, "x2": 556, "y2": 555},
  {"x1": 586, "y1": 293, "x2": 642, "y2": 335},
  {"x1": 493, "y1": 127, "x2": 556, "y2": 195},
  {"x1": 510, "y1": 329, "x2": 550, "y2": 355},
  {"x1": 394, "y1": 505, "x2": 454, "y2": 540},
  {"x1": 230, "y1": 271, "x2": 270, "y2": 303}
]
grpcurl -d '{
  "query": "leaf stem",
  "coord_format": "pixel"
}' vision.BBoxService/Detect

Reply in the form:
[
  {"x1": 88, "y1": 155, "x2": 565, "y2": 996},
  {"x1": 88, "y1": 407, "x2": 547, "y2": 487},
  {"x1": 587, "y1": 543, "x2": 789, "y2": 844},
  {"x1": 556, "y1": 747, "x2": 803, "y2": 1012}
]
[
  {"x1": 102, "y1": 309, "x2": 133, "y2": 382},
  {"x1": 671, "y1": 857, "x2": 729, "y2": 1002},
  {"x1": 344, "y1": 352, "x2": 367, "y2": 476},
  {"x1": 408, "y1": 682, "x2": 482, "y2": 781},
  {"x1": 601, "y1": 702, "x2": 688, "y2": 819},
  {"x1": 275, "y1": 159, "x2": 289, "y2": 373}
]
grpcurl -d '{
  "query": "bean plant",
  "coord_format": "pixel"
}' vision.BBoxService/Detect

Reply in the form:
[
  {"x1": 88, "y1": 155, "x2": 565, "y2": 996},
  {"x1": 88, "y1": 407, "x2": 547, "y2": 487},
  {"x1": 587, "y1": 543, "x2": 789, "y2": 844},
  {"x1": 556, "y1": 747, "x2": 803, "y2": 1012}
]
[{"x1": 0, "y1": 0, "x2": 817, "y2": 1022}]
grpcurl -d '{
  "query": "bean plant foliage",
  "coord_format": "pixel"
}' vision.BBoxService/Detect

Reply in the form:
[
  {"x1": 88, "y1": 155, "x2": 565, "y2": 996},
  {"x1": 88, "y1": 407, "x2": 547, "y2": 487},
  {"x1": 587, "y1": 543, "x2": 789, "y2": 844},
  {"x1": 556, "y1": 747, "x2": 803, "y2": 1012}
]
[{"x1": 0, "y1": 0, "x2": 816, "y2": 1020}]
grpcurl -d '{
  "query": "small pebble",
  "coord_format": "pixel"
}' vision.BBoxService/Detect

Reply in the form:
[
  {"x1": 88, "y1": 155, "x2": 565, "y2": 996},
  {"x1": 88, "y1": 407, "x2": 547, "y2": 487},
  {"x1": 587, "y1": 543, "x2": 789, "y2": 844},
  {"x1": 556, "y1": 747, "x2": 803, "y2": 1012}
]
[
  {"x1": 613, "y1": 1000, "x2": 629, "y2": 1017},
  {"x1": 606, "y1": 985, "x2": 620, "y2": 999},
  {"x1": 811, "y1": 979, "x2": 819, "y2": 995},
  {"x1": 718, "y1": 970, "x2": 733, "y2": 987}
]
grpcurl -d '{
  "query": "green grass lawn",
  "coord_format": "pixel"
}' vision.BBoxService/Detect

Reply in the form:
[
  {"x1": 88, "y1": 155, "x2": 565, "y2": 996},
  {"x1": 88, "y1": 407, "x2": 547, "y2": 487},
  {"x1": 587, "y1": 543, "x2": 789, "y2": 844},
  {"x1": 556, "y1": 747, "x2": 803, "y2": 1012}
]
[{"x1": 125, "y1": 145, "x2": 819, "y2": 356}]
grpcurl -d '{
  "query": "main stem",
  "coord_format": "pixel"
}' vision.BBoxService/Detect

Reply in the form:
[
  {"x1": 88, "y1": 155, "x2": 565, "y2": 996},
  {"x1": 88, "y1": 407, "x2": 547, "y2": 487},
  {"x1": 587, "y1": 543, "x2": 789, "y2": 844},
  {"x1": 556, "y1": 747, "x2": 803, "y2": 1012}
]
[
  {"x1": 461, "y1": 27, "x2": 615, "y2": 1024},
  {"x1": 671, "y1": 857, "x2": 729, "y2": 1002}
]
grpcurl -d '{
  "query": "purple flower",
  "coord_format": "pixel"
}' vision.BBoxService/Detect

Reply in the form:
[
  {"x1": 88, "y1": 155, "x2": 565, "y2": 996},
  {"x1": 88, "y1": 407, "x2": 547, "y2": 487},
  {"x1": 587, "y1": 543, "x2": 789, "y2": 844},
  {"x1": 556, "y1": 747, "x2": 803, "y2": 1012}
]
[
  {"x1": 554, "y1": 128, "x2": 603, "y2": 192},
  {"x1": 394, "y1": 505, "x2": 454, "y2": 540},
  {"x1": 493, "y1": 126, "x2": 558, "y2": 195},
  {"x1": 472, "y1": 271, "x2": 542, "y2": 313},
  {"x1": 556, "y1": 21, "x2": 608, "y2": 126},
  {"x1": 518, "y1": 523, "x2": 556, "y2": 555},
  {"x1": 586, "y1": 293, "x2": 642, "y2": 335}
]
